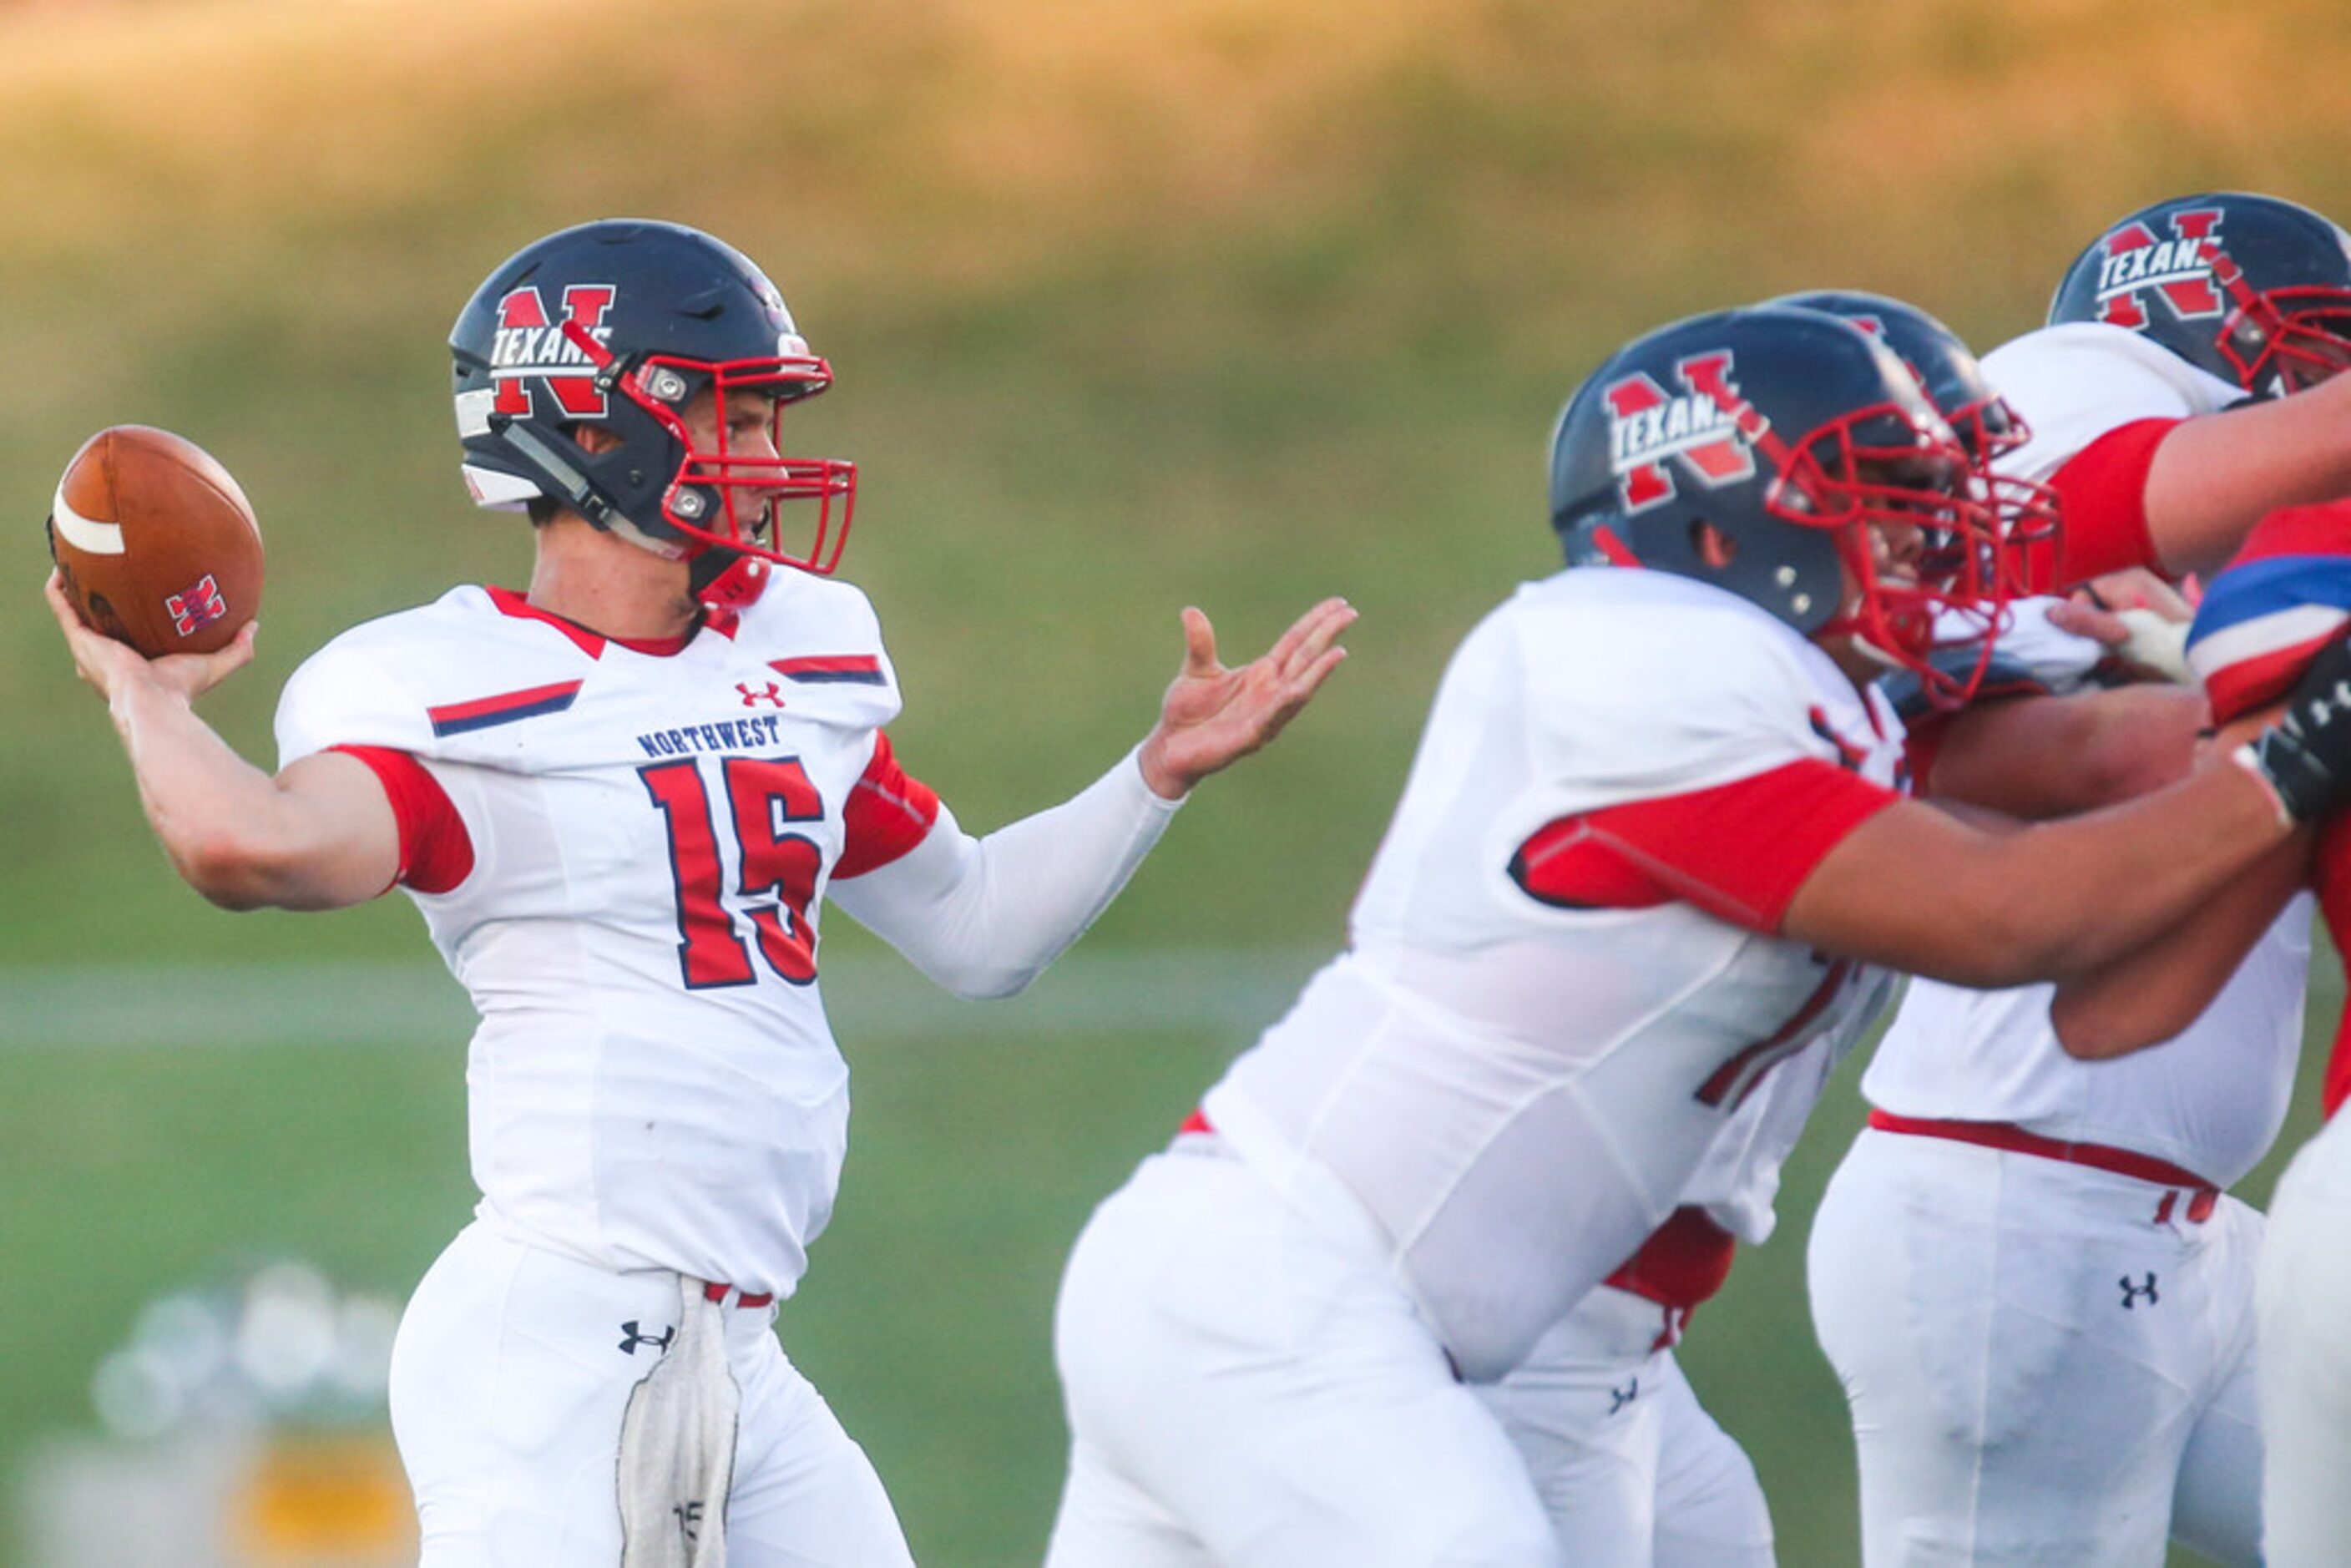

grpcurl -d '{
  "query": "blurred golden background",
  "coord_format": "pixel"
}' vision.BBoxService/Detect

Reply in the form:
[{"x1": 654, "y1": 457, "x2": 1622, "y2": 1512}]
[{"x1": 3, "y1": 2, "x2": 2345, "y2": 1563}]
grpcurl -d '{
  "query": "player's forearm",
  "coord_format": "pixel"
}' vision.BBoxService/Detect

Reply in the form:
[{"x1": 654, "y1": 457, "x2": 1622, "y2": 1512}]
[
  {"x1": 1952, "y1": 757, "x2": 2293, "y2": 984},
  {"x1": 109, "y1": 676, "x2": 333, "y2": 908},
  {"x1": 2147, "y1": 372, "x2": 2351, "y2": 575},
  {"x1": 1793, "y1": 756, "x2": 2293, "y2": 989},
  {"x1": 2049, "y1": 830, "x2": 2311, "y2": 1059},
  {"x1": 1924, "y1": 685, "x2": 2203, "y2": 821},
  {"x1": 832, "y1": 748, "x2": 1181, "y2": 998}
]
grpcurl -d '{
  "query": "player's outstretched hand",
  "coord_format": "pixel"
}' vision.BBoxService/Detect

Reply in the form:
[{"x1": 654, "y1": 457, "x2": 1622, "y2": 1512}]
[
  {"x1": 1136, "y1": 597, "x2": 1355, "y2": 800},
  {"x1": 46, "y1": 568, "x2": 256, "y2": 706}
]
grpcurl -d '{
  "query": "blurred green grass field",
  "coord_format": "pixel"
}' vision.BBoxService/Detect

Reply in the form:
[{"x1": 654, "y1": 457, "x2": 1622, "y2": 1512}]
[{"x1": 6, "y1": 0, "x2": 2351, "y2": 1562}]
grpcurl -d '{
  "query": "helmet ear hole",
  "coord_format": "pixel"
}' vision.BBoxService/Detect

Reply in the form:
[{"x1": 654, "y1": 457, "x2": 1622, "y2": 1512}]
[{"x1": 1691, "y1": 520, "x2": 1738, "y2": 569}]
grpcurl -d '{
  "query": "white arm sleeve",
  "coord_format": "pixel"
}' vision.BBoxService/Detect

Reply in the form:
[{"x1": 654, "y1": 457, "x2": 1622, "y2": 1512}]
[{"x1": 827, "y1": 746, "x2": 1184, "y2": 999}]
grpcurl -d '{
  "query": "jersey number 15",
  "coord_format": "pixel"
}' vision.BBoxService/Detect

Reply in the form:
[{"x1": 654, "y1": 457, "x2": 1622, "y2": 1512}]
[{"x1": 640, "y1": 756, "x2": 825, "y2": 989}]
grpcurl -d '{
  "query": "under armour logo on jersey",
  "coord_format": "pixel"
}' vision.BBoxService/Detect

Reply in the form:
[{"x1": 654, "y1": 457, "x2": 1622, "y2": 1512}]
[
  {"x1": 2093, "y1": 210, "x2": 2227, "y2": 329},
  {"x1": 618, "y1": 1320, "x2": 676, "y2": 1355},
  {"x1": 1608, "y1": 1378, "x2": 1640, "y2": 1416},
  {"x1": 736, "y1": 680, "x2": 787, "y2": 709},
  {"x1": 2119, "y1": 1272, "x2": 2160, "y2": 1310},
  {"x1": 1601, "y1": 351, "x2": 1762, "y2": 513},
  {"x1": 491, "y1": 282, "x2": 619, "y2": 418},
  {"x1": 164, "y1": 574, "x2": 228, "y2": 637}
]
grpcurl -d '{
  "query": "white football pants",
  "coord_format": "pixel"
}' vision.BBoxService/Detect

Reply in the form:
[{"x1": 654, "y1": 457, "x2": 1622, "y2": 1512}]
[
  {"x1": 1475, "y1": 1283, "x2": 1775, "y2": 1566},
  {"x1": 2255, "y1": 1109, "x2": 2351, "y2": 1566},
  {"x1": 1808, "y1": 1127, "x2": 2263, "y2": 1567},
  {"x1": 1045, "y1": 1143, "x2": 1566, "y2": 1568},
  {"x1": 387, "y1": 1218, "x2": 916, "y2": 1567}
]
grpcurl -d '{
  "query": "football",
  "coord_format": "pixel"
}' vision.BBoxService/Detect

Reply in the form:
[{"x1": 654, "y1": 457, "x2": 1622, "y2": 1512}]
[{"x1": 47, "y1": 425, "x2": 264, "y2": 659}]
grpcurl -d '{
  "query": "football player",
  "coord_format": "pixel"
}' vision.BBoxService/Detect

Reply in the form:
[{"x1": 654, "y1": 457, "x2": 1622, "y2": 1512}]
[
  {"x1": 1807, "y1": 191, "x2": 2351, "y2": 1567},
  {"x1": 1043, "y1": 301, "x2": 2351, "y2": 1568},
  {"x1": 1464, "y1": 291, "x2": 2205, "y2": 1567},
  {"x1": 43, "y1": 218, "x2": 1354, "y2": 1565},
  {"x1": 1463, "y1": 293, "x2": 2012, "y2": 1567}
]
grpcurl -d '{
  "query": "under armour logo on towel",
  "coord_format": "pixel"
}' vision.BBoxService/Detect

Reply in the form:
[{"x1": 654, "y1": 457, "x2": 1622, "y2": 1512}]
[
  {"x1": 619, "y1": 1320, "x2": 677, "y2": 1355},
  {"x1": 1608, "y1": 1378, "x2": 1640, "y2": 1415},
  {"x1": 2119, "y1": 1272, "x2": 2160, "y2": 1310}
]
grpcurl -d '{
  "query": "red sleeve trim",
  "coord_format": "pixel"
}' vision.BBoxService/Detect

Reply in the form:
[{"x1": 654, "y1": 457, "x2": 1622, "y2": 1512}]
[
  {"x1": 2039, "y1": 417, "x2": 2182, "y2": 589},
  {"x1": 328, "y1": 745, "x2": 474, "y2": 895},
  {"x1": 1510, "y1": 758, "x2": 1901, "y2": 933},
  {"x1": 833, "y1": 732, "x2": 943, "y2": 879}
]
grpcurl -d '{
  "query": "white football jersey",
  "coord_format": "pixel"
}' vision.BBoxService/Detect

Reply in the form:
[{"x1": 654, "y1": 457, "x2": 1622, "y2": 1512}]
[
  {"x1": 1982, "y1": 321, "x2": 2244, "y2": 483},
  {"x1": 1201, "y1": 569, "x2": 1904, "y2": 1381},
  {"x1": 1863, "y1": 322, "x2": 2311, "y2": 1187},
  {"x1": 276, "y1": 572, "x2": 916, "y2": 1296}
]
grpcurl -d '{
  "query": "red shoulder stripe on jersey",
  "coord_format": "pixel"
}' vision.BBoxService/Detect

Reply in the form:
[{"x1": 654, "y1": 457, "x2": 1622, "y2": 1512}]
[
  {"x1": 1604, "y1": 1205, "x2": 1737, "y2": 1312},
  {"x1": 833, "y1": 733, "x2": 943, "y2": 879},
  {"x1": 1509, "y1": 758, "x2": 1901, "y2": 933},
  {"x1": 771, "y1": 654, "x2": 886, "y2": 685},
  {"x1": 427, "y1": 680, "x2": 584, "y2": 736},
  {"x1": 2035, "y1": 417, "x2": 2182, "y2": 590},
  {"x1": 328, "y1": 745, "x2": 475, "y2": 894}
]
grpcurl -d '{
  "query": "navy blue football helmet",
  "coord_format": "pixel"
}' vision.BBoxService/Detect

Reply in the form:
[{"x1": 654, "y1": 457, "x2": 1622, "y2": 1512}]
[
  {"x1": 1551, "y1": 306, "x2": 2005, "y2": 705},
  {"x1": 1769, "y1": 290, "x2": 2058, "y2": 596},
  {"x1": 2049, "y1": 193, "x2": 2351, "y2": 398},
  {"x1": 1767, "y1": 291, "x2": 2025, "y2": 462},
  {"x1": 450, "y1": 220, "x2": 855, "y2": 607}
]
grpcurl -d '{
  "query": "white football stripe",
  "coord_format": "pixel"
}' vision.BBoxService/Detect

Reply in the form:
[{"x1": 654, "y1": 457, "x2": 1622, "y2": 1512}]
[{"x1": 50, "y1": 483, "x2": 125, "y2": 555}]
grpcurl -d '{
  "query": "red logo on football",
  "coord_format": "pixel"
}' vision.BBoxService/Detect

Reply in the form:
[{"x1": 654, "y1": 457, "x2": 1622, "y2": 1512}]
[{"x1": 166, "y1": 574, "x2": 230, "y2": 637}]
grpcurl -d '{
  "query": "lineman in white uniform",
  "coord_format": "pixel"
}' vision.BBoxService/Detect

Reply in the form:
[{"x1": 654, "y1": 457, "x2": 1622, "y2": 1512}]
[
  {"x1": 1471, "y1": 292, "x2": 2050, "y2": 1568},
  {"x1": 43, "y1": 219, "x2": 1354, "y2": 1565},
  {"x1": 1807, "y1": 191, "x2": 2351, "y2": 1566},
  {"x1": 1044, "y1": 302, "x2": 2351, "y2": 1568}
]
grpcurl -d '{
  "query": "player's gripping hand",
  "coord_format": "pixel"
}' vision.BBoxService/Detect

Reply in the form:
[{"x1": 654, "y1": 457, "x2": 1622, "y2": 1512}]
[
  {"x1": 45, "y1": 568, "x2": 257, "y2": 706},
  {"x1": 2242, "y1": 630, "x2": 2351, "y2": 822},
  {"x1": 1136, "y1": 597, "x2": 1355, "y2": 799}
]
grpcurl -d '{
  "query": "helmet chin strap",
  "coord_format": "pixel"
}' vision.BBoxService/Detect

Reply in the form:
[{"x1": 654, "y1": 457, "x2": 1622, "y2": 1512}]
[{"x1": 690, "y1": 546, "x2": 771, "y2": 612}]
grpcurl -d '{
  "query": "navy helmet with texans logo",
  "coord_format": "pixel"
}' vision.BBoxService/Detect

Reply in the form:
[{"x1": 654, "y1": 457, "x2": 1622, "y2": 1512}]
[
  {"x1": 1550, "y1": 305, "x2": 2007, "y2": 705},
  {"x1": 2048, "y1": 192, "x2": 2351, "y2": 398},
  {"x1": 449, "y1": 219, "x2": 856, "y2": 609},
  {"x1": 1765, "y1": 291, "x2": 2025, "y2": 463},
  {"x1": 1767, "y1": 289, "x2": 2059, "y2": 594}
]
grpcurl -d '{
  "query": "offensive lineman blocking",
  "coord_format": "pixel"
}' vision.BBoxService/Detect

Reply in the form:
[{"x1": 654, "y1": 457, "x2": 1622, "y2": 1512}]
[
  {"x1": 44, "y1": 219, "x2": 1353, "y2": 1564},
  {"x1": 1044, "y1": 301, "x2": 2351, "y2": 1568},
  {"x1": 1809, "y1": 191, "x2": 2351, "y2": 1566}
]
